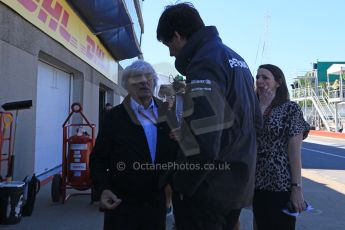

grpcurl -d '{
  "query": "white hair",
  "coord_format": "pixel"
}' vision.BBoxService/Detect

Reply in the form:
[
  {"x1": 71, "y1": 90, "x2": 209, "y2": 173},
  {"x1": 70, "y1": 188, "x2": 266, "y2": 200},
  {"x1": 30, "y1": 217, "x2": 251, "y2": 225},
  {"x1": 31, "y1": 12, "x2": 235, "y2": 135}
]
[{"x1": 121, "y1": 60, "x2": 158, "y2": 90}]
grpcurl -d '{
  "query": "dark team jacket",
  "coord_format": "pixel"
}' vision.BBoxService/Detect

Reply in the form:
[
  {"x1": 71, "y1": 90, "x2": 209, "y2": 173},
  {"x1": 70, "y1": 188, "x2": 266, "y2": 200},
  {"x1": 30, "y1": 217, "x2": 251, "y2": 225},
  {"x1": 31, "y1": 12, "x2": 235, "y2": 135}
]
[
  {"x1": 173, "y1": 26, "x2": 263, "y2": 210},
  {"x1": 89, "y1": 96, "x2": 177, "y2": 203}
]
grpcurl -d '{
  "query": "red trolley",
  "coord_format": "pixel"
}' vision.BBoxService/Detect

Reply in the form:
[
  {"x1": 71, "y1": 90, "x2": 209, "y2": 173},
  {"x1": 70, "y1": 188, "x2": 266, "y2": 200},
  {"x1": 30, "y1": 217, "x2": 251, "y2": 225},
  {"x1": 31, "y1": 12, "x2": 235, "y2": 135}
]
[{"x1": 51, "y1": 103, "x2": 96, "y2": 203}]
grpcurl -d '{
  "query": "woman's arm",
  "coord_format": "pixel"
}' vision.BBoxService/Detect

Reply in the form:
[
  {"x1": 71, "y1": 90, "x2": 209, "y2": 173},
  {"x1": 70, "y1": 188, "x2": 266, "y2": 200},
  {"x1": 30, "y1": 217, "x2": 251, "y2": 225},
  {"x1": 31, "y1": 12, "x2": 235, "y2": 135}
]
[{"x1": 288, "y1": 133, "x2": 306, "y2": 212}]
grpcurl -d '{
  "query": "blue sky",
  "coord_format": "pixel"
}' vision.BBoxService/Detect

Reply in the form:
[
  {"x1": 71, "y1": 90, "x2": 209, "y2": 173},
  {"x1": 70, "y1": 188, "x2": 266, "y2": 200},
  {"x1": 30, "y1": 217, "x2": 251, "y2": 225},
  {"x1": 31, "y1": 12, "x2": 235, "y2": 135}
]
[{"x1": 141, "y1": 0, "x2": 345, "y2": 85}]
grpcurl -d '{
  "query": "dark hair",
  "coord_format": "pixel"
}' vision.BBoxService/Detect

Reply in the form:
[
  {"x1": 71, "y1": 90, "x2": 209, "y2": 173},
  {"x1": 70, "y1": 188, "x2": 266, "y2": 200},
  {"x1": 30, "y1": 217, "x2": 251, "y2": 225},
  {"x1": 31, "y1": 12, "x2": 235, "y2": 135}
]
[
  {"x1": 156, "y1": 2, "x2": 205, "y2": 43},
  {"x1": 258, "y1": 64, "x2": 290, "y2": 108}
]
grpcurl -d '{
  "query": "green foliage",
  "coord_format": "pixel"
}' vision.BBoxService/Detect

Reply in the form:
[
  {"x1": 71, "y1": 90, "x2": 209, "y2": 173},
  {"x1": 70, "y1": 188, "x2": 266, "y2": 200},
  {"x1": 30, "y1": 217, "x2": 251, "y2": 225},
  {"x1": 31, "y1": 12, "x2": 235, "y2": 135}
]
[{"x1": 298, "y1": 100, "x2": 313, "y2": 107}]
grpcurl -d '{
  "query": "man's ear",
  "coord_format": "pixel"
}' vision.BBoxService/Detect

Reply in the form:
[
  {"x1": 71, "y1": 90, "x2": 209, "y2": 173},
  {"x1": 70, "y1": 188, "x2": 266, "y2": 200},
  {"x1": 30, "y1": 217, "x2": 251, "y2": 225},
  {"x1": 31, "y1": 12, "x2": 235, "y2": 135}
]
[
  {"x1": 174, "y1": 31, "x2": 186, "y2": 42},
  {"x1": 174, "y1": 31, "x2": 187, "y2": 46}
]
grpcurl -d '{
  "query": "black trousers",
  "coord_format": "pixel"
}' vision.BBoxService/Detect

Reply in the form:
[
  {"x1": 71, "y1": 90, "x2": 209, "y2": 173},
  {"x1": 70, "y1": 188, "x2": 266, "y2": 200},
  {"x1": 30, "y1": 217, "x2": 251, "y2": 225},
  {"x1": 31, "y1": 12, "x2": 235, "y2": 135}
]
[
  {"x1": 172, "y1": 192, "x2": 241, "y2": 230},
  {"x1": 253, "y1": 190, "x2": 296, "y2": 230},
  {"x1": 103, "y1": 197, "x2": 166, "y2": 230}
]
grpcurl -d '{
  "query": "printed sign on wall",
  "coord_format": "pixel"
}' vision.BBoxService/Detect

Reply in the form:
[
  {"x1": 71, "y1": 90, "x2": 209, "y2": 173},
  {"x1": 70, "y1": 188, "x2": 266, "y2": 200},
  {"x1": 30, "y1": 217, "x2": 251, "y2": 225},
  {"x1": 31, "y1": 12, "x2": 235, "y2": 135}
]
[{"x1": 1, "y1": 0, "x2": 118, "y2": 83}]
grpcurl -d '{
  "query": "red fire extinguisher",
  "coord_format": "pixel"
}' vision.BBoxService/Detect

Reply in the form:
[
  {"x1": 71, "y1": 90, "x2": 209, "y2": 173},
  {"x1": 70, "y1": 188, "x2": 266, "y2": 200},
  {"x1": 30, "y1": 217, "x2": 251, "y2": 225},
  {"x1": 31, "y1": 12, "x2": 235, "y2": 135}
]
[{"x1": 67, "y1": 128, "x2": 93, "y2": 187}]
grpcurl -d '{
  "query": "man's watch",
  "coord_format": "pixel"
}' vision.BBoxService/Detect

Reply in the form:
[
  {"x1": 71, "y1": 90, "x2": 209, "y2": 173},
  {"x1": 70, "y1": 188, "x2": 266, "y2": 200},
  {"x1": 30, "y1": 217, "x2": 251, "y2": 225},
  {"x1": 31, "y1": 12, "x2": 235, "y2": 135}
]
[{"x1": 291, "y1": 183, "x2": 302, "y2": 188}]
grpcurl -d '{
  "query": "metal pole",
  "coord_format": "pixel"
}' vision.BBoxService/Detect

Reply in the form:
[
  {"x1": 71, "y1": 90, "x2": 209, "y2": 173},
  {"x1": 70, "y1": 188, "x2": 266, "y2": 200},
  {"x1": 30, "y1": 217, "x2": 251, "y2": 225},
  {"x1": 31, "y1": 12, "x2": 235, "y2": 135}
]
[
  {"x1": 327, "y1": 73, "x2": 330, "y2": 98},
  {"x1": 314, "y1": 69, "x2": 318, "y2": 95},
  {"x1": 304, "y1": 99, "x2": 306, "y2": 119},
  {"x1": 335, "y1": 103, "x2": 339, "y2": 132},
  {"x1": 340, "y1": 69, "x2": 343, "y2": 100}
]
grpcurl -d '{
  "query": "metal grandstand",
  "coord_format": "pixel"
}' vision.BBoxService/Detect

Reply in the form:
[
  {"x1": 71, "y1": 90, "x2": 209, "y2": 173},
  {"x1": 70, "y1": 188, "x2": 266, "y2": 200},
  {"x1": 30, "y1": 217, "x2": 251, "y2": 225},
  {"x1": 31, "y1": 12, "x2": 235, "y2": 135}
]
[{"x1": 291, "y1": 63, "x2": 345, "y2": 132}]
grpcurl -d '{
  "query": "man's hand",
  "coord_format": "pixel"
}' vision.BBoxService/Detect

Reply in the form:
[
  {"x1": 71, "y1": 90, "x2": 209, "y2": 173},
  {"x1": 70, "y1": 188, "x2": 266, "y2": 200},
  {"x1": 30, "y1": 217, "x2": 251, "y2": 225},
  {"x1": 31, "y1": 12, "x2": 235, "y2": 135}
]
[
  {"x1": 169, "y1": 128, "x2": 181, "y2": 141},
  {"x1": 100, "y1": 189, "x2": 122, "y2": 210}
]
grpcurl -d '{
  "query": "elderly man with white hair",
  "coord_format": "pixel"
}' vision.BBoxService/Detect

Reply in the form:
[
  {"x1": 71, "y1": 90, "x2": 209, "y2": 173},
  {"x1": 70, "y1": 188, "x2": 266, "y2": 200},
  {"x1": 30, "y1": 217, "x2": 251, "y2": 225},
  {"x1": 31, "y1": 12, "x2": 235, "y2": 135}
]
[{"x1": 90, "y1": 60, "x2": 177, "y2": 230}]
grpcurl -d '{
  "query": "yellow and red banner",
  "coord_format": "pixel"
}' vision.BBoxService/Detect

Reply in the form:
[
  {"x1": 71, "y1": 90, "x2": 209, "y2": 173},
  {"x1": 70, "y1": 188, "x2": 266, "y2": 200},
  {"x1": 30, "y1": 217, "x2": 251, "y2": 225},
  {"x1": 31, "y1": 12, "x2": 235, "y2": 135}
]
[{"x1": 1, "y1": 0, "x2": 118, "y2": 83}]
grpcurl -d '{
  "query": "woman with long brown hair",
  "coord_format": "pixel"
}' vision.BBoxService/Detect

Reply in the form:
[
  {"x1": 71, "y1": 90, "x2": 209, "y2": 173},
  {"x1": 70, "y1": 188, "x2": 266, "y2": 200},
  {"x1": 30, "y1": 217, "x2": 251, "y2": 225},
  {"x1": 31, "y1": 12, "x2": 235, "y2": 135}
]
[{"x1": 253, "y1": 64, "x2": 310, "y2": 230}]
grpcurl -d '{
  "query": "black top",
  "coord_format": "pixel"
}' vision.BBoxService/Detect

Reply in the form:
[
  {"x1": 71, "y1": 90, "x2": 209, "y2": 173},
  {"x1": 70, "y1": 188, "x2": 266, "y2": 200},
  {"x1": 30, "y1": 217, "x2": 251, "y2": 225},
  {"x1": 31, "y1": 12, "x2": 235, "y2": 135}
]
[
  {"x1": 173, "y1": 26, "x2": 263, "y2": 209},
  {"x1": 90, "y1": 96, "x2": 177, "y2": 203}
]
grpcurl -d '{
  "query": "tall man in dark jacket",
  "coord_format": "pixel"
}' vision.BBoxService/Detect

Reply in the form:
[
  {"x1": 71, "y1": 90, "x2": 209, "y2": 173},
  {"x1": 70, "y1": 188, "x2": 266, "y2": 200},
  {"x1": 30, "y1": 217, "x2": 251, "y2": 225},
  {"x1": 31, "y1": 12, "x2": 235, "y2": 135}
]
[
  {"x1": 90, "y1": 60, "x2": 176, "y2": 230},
  {"x1": 157, "y1": 3, "x2": 263, "y2": 230}
]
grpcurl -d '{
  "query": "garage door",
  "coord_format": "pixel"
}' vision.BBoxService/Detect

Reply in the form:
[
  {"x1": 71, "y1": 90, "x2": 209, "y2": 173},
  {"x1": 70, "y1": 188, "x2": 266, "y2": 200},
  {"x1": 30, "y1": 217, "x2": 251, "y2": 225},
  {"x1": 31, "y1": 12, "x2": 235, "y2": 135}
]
[{"x1": 35, "y1": 61, "x2": 71, "y2": 175}]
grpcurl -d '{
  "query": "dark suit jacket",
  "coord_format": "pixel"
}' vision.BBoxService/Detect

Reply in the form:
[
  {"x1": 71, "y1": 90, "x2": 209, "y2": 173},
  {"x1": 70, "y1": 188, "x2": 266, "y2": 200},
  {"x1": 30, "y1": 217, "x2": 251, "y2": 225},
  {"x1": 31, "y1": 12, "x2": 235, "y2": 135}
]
[{"x1": 90, "y1": 96, "x2": 177, "y2": 203}]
